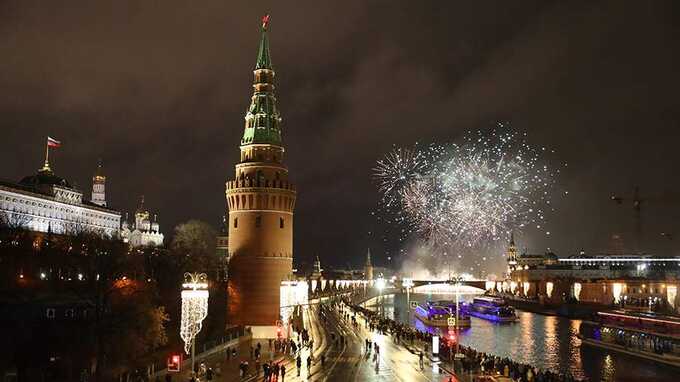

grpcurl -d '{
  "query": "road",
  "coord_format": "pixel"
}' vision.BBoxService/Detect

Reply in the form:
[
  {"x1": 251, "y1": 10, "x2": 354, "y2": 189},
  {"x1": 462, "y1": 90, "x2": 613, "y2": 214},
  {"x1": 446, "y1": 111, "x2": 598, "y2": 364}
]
[
  {"x1": 280, "y1": 300, "x2": 459, "y2": 382},
  {"x1": 165, "y1": 299, "x2": 461, "y2": 381}
]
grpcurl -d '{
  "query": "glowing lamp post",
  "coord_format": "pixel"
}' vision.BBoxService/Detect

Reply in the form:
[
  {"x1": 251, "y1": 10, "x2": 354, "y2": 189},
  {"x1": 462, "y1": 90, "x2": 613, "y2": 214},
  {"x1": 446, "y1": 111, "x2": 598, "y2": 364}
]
[
  {"x1": 376, "y1": 277, "x2": 386, "y2": 318},
  {"x1": 180, "y1": 272, "x2": 209, "y2": 374},
  {"x1": 403, "y1": 278, "x2": 414, "y2": 321},
  {"x1": 449, "y1": 276, "x2": 465, "y2": 361}
]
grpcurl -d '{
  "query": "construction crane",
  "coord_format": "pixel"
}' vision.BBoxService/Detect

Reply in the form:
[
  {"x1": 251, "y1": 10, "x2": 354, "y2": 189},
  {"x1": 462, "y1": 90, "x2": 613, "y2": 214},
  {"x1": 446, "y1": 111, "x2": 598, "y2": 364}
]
[{"x1": 611, "y1": 186, "x2": 677, "y2": 253}]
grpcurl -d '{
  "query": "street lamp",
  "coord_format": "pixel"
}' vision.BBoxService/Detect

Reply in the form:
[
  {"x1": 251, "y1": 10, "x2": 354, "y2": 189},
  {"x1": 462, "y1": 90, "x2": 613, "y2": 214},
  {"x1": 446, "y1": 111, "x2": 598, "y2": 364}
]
[
  {"x1": 449, "y1": 276, "x2": 465, "y2": 362},
  {"x1": 180, "y1": 272, "x2": 209, "y2": 374},
  {"x1": 376, "y1": 277, "x2": 386, "y2": 318},
  {"x1": 403, "y1": 278, "x2": 414, "y2": 321}
]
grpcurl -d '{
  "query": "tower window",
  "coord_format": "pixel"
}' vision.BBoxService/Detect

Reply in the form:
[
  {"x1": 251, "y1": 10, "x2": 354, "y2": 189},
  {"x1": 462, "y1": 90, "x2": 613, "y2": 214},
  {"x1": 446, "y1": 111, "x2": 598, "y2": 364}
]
[
  {"x1": 233, "y1": 218, "x2": 238, "y2": 228},
  {"x1": 255, "y1": 216, "x2": 262, "y2": 228},
  {"x1": 280, "y1": 217, "x2": 284, "y2": 229}
]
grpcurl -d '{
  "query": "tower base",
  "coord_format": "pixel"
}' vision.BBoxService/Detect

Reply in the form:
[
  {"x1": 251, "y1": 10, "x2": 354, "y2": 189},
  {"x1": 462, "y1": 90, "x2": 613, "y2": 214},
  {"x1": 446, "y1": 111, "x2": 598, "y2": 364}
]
[{"x1": 249, "y1": 325, "x2": 278, "y2": 339}]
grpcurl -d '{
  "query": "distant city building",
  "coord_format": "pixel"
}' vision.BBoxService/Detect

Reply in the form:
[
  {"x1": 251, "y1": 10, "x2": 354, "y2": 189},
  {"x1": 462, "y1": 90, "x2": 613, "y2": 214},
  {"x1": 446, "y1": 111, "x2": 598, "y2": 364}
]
[
  {"x1": 90, "y1": 160, "x2": 106, "y2": 207},
  {"x1": 364, "y1": 248, "x2": 374, "y2": 280},
  {"x1": 226, "y1": 17, "x2": 297, "y2": 334},
  {"x1": 120, "y1": 196, "x2": 164, "y2": 247},
  {"x1": 311, "y1": 249, "x2": 388, "y2": 281},
  {"x1": 0, "y1": 150, "x2": 120, "y2": 237},
  {"x1": 321, "y1": 267, "x2": 365, "y2": 281},
  {"x1": 310, "y1": 256, "x2": 323, "y2": 279},
  {"x1": 504, "y1": 237, "x2": 680, "y2": 312},
  {"x1": 506, "y1": 232, "x2": 517, "y2": 269}
]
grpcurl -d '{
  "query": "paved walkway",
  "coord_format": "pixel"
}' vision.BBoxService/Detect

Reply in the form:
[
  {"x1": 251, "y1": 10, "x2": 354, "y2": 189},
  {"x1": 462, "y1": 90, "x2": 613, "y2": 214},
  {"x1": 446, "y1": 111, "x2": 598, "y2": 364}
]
[
  {"x1": 159, "y1": 336, "x2": 297, "y2": 382},
  {"x1": 161, "y1": 300, "x2": 489, "y2": 382}
]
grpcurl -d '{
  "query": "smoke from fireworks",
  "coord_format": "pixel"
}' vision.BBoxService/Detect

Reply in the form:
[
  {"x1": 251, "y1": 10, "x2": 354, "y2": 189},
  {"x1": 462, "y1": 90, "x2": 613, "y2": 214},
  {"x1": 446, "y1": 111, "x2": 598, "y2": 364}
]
[{"x1": 373, "y1": 125, "x2": 562, "y2": 249}]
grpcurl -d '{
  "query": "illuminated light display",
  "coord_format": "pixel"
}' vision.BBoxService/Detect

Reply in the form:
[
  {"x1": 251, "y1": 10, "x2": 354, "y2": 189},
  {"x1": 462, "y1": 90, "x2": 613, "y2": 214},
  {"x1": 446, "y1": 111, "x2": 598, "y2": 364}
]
[
  {"x1": 573, "y1": 282, "x2": 582, "y2": 301},
  {"x1": 612, "y1": 283, "x2": 624, "y2": 303},
  {"x1": 280, "y1": 280, "x2": 308, "y2": 335},
  {"x1": 180, "y1": 272, "x2": 209, "y2": 369},
  {"x1": 667, "y1": 285, "x2": 677, "y2": 308},
  {"x1": 546, "y1": 281, "x2": 554, "y2": 298}
]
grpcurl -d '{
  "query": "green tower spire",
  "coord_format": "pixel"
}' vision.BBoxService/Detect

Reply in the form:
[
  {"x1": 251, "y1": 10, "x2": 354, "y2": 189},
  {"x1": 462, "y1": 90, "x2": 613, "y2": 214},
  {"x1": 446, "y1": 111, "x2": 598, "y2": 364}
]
[
  {"x1": 255, "y1": 14, "x2": 272, "y2": 70},
  {"x1": 241, "y1": 14, "x2": 282, "y2": 147}
]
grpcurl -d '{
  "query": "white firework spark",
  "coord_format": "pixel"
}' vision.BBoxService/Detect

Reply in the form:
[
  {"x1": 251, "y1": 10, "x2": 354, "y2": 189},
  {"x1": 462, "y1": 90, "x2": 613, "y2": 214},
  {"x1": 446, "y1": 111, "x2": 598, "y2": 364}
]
[
  {"x1": 374, "y1": 125, "x2": 560, "y2": 249},
  {"x1": 372, "y1": 146, "x2": 428, "y2": 207}
]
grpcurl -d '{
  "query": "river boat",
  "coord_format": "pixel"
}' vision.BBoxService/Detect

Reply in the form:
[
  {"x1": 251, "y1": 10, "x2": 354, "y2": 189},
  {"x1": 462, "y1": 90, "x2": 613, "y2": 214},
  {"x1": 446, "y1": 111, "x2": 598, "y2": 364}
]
[
  {"x1": 469, "y1": 296, "x2": 519, "y2": 322},
  {"x1": 578, "y1": 311, "x2": 680, "y2": 368},
  {"x1": 414, "y1": 301, "x2": 471, "y2": 327}
]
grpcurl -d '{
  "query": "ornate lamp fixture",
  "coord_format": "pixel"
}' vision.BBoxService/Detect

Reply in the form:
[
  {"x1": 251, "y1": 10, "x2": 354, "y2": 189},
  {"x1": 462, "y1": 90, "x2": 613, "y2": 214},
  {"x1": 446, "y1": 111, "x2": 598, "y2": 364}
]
[{"x1": 180, "y1": 272, "x2": 209, "y2": 372}]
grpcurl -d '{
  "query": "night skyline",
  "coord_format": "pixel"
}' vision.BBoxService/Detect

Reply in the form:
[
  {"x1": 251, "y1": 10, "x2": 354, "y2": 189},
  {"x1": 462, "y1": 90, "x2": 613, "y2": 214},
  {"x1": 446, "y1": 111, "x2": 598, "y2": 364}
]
[{"x1": 2, "y1": 1, "x2": 680, "y2": 270}]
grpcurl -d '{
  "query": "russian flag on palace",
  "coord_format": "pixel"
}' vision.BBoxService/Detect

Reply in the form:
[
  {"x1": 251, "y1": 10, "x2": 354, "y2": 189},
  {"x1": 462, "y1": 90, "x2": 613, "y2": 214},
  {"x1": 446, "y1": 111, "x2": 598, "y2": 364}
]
[{"x1": 47, "y1": 137, "x2": 61, "y2": 148}]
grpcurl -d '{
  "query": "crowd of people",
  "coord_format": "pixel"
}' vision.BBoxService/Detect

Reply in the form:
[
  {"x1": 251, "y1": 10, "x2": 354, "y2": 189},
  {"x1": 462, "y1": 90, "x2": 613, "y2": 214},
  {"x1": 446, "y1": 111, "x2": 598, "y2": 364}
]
[
  {"x1": 166, "y1": 294, "x2": 586, "y2": 382},
  {"x1": 343, "y1": 297, "x2": 586, "y2": 382}
]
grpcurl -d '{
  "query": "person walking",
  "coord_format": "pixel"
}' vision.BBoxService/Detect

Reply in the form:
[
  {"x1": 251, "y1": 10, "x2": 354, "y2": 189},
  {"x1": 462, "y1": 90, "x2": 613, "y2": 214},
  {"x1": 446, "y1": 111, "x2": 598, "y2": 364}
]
[
  {"x1": 296, "y1": 355, "x2": 302, "y2": 376},
  {"x1": 419, "y1": 351, "x2": 424, "y2": 370},
  {"x1": 280, "y1": 365, "x2": 286, "y2": 382}
]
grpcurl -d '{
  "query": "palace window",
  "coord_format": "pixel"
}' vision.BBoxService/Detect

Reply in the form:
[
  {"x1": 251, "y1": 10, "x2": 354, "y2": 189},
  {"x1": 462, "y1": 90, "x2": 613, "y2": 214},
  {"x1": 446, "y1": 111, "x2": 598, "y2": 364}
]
[{"x1": 233, "y1": 218, "x2": 238, "y2": 228}]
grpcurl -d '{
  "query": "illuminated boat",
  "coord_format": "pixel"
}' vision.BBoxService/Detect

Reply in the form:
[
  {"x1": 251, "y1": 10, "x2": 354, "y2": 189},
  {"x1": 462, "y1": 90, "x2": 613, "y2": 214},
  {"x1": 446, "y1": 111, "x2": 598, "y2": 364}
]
[
  {"x1": 578, "y1": 311, "x2": 680, "y2": 368},
  {"x1": 469, "y1": 297, "x2": 518, "y2": 323},
  {"x1": 414, "y1": 301, "x2": 471, "y2": 327}
]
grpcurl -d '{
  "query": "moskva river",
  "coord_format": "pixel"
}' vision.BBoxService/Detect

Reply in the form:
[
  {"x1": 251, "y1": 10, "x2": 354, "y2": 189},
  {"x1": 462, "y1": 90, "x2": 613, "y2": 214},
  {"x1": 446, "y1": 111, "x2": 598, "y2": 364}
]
[{"x1": 365, "y1": 293, "x2": 678, "y2": 382}]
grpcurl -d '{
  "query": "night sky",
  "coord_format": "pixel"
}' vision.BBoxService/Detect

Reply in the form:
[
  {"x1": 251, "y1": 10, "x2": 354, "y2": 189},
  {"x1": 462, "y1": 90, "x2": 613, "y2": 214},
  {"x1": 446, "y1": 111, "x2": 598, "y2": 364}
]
[{"x1": 1, "y1": 1, "x2": 679, "y2": 271}]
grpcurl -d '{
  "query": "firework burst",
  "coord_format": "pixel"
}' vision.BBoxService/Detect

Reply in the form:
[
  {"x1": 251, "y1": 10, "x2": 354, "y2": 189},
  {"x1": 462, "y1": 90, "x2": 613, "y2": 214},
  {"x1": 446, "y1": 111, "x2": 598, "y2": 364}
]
[
  {"x1": 374, "y1": 124, "x2": 561, "y2": 249},
  {"x1": 372, "y1": 146, "x2": 428, "y2": 207}
]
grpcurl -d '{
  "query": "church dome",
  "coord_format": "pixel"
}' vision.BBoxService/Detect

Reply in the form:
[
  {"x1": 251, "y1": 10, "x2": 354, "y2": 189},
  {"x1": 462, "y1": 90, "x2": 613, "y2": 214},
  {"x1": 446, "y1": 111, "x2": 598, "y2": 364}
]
[{"x1": 19, "y1": 169, "x2": 72, "y2": 189}]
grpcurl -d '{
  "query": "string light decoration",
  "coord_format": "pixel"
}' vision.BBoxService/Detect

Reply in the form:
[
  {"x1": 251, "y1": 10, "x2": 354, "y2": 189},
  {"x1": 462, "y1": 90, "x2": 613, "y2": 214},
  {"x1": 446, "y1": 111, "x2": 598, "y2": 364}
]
[{"x1": 180, "y1": 273, "x2": 209, "y2": 356}]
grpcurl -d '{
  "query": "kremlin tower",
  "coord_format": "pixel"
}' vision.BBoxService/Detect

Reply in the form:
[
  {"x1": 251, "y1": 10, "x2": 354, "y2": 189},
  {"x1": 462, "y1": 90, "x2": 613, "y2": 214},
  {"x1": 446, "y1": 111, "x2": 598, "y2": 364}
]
[
  {"x1": 91, "y1": 160, "x2": 106, "y2": 207},
  {"x1": 364, "y1": 248, "x2": 374, "y2": 281},
  {"x1": 226, "y1": 16, "x2": 296, "y2": 332},
  {"x1": 506, "y1": 232, "x2": 518, "y2": 274}
]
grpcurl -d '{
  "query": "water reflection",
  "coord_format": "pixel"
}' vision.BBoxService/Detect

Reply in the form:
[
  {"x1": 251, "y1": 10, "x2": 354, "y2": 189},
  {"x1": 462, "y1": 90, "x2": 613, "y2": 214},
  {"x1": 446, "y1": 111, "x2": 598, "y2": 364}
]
[{"x1": 366, "y1": 292, "x2": 678, "y2": 381}]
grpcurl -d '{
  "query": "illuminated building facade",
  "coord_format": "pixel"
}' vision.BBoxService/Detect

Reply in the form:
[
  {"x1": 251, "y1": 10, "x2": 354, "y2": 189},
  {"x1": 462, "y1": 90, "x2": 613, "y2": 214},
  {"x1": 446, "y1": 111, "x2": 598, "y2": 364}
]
[
  {"x1": 503, "y1": 237, "x2": 680, "y2": 312},
  {"x1": 120, "y1": 196, "x2": 164, "y2": 247},
  {"x1": 0, "y1": 156, "x2": 120, "y2": 237},
  {"x1": 226, "y1": 17, "x2": 296, "y2": 332}
]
